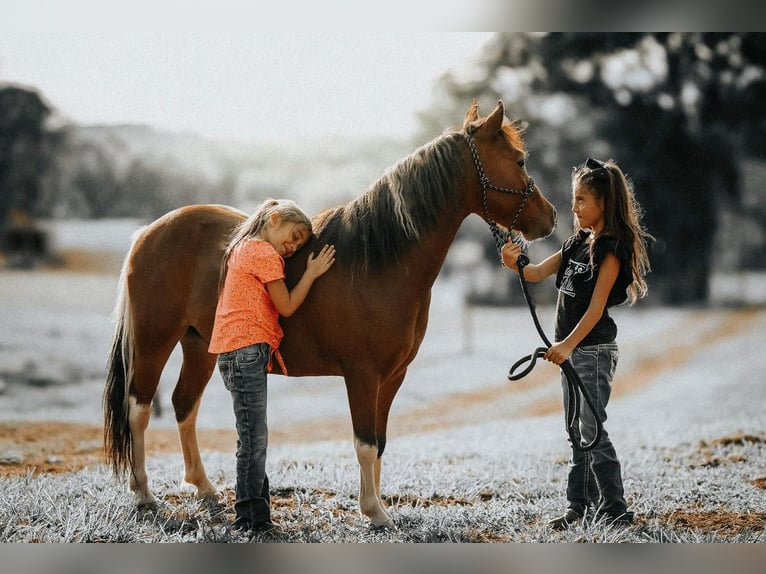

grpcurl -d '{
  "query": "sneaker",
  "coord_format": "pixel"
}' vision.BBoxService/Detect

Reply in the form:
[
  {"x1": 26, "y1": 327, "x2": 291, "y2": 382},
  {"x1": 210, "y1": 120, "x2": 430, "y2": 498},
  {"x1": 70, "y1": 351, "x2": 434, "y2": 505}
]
[
  {"x1": 230, "y1": 517, "x2": 255, "y2": 534},
  {"x1": 604, "y1": 510, "x2": 633, "y2": 526},
  {"x1": 596, "y1": 510, "x2": 634, "y2": 527},
  {"x1": 547, "y1": 509, "x2": 583, "y2": 531},
  {"x1": 252, "y1": 521, "x2": 280, "y2": 533},
  {"x1": 231, "y1": 518, "x2": 283, "y2": 538}
]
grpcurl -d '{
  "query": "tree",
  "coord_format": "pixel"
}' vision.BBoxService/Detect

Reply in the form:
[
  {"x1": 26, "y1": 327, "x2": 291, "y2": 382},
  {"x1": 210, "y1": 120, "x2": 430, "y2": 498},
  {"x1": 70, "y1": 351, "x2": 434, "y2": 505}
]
[
  {"x1": 429, "y1": 33, "x2": 766, "y2": 304},
  {"x1": 0, "y1": 86, "x2": 57, "y2": 249}
]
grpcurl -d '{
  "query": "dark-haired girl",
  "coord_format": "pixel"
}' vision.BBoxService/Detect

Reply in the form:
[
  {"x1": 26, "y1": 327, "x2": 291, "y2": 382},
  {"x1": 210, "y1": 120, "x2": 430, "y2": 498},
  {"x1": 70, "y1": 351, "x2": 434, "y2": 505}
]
[{"x1": 502, "y1": 158, "x2": 652, "y2": 530}]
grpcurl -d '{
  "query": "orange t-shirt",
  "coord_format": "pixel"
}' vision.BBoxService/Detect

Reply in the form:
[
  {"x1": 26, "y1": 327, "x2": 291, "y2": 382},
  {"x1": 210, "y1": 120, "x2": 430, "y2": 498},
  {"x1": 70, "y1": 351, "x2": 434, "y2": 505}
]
[{"x1": 209, "y1": 240, "x2": 286, "y2": 364}]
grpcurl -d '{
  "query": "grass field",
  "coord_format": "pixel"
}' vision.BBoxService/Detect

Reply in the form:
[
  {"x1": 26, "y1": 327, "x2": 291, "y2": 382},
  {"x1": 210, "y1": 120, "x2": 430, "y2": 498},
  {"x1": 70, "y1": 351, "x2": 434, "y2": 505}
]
[{"x1": 1, "y1": 268, "x2": 765, "y2": 543}]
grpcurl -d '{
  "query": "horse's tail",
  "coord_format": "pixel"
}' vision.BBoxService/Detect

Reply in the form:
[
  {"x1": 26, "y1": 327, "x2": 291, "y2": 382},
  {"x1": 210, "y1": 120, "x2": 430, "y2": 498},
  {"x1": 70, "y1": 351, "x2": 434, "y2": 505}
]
[{"x1": 103, "y1": 237, "x2": 138, "y2": 477}]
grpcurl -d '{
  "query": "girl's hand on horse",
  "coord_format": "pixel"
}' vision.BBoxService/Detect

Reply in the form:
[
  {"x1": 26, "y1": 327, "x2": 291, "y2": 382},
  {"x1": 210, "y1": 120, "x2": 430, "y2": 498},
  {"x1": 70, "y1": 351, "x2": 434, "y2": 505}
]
[
  {"x1": 306, "y1": 244, "x2": 336, "y2": 279},
  {"x1": 501, "y1": 240, "x2": 522, "y2": 270}
]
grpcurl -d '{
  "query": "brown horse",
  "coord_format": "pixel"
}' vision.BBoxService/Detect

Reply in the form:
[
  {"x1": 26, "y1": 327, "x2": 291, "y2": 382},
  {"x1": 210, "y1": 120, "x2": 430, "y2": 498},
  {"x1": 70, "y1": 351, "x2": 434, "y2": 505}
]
[{"x1": 104, "y1": 100, "x2": 556, "y2": 527}]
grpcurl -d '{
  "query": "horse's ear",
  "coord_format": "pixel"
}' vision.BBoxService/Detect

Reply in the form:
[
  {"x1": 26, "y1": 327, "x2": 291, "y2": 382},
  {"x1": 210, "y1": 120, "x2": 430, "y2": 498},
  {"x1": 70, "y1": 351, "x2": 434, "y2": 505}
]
[
  {"x1": 484, "y1": 100, "x2": 505, "y2": 133},
  {"x1": 462, "y1": 99, "x2": 480, "y2": 128}
]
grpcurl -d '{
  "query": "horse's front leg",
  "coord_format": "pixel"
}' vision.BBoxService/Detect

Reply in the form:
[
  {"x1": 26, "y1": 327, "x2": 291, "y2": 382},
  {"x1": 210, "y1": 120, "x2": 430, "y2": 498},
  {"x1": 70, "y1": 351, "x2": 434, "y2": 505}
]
[
  {"x1": 373, "y1": 369, "x2": 407, "y2": 513},
  {"x1": 346, "y1": 371, "x2": 394, "y2": 528},
  {"x1": 354, "y1": 437, "x2": 393, "y2": 528}
]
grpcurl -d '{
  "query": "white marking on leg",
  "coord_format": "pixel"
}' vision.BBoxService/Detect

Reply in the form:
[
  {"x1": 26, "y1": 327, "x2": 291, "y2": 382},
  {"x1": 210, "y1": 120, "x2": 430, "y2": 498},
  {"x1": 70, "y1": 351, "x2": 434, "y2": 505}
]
[
  {"x1": 128, "y1": 396, "x2": 156, "y2": 506},
  {"x1": 374, "y1": 455, "x2": 392, "y2": 520},
  {"x1": 178, "y1": 399, "x2": 218, "y2": 499},
  {"x1": 355, "y1": 437, "x2": 393, "y2": 527}
]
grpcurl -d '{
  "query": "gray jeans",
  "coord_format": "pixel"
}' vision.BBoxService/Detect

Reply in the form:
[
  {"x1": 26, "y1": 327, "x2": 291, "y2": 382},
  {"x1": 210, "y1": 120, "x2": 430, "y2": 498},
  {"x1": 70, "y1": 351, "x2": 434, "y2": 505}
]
[
  {"x1": 561, "y1": 342, "x2": 628, "y2": 516},
  {"x1": 218, "y1": 342, "x2": 271, "y2": 525}
]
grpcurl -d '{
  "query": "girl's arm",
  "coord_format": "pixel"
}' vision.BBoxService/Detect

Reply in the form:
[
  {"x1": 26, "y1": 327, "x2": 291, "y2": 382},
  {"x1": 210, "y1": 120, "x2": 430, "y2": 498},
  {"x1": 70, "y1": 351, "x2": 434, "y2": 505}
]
[
  {"x1": 266, "y1": 244, "x2": 335, "y2": 317},
  {"x1": 544, "y1": 251, "x2": 620, "y2": 365},
  {"x1": 501, "y1": 241, "x2": 561, "y2": 283}
]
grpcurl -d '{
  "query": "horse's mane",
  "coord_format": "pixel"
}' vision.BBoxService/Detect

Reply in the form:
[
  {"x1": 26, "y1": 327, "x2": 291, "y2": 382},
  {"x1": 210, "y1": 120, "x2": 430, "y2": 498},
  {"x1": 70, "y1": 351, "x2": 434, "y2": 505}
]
[{"x1": 313, "y1": 130, "x2": 466, "y2": 273}]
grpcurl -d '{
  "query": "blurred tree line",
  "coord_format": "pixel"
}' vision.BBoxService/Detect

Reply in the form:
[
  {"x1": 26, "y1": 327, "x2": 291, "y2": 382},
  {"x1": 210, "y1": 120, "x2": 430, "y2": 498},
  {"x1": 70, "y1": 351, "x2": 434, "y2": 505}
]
[
  {"x1": 419, "y1": 32, "x2": 766, "y2": 304},
  {"x1": 0, "y1": 83, "x2": 402, "y2": 261},
  {"x1": 0, "y1": 86, "x2": 238, "y2": 243},
  {"x1": 45, "y1": 125, "x2": 238, "y2": 219},
  {"x1": 2, "y1": 33, "x2": 765, "y2": 302},
  {"x1": 0, "y1": 86, "x2": 58, "y2": 260}
]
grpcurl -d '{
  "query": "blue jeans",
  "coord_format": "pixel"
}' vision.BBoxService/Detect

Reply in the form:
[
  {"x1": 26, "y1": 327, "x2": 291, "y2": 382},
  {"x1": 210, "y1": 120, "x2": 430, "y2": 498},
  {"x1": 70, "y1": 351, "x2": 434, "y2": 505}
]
[
  {"x1": 561, "y1": 342, "x2": 629, "y2": 517},
  {"x1": 217, "y1": 343, "x2": 271, "y2": 525}
]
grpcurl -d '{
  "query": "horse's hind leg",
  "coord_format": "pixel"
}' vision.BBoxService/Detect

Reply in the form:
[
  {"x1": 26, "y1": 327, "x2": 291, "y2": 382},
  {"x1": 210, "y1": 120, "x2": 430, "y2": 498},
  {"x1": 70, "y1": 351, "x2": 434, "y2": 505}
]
[
  {"x1": 129, "y1": 345, "x2": 174, "y2": 507},
  {"x1": 174, "y1": 330, "x2": 218, "y2": 500},
  {"x1": 128, "y1": 395, "x2": 156, "y2": 507}
]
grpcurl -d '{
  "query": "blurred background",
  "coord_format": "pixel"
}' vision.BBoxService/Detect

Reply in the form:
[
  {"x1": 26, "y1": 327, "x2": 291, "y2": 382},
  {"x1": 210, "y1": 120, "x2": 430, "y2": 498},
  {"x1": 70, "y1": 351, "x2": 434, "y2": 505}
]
[
  {"x1": 1, "y1": 32, "x2": 764, "y2": 308},
  {"x1": 2, "y1": 16, "x2": 766, "y2": 545}
]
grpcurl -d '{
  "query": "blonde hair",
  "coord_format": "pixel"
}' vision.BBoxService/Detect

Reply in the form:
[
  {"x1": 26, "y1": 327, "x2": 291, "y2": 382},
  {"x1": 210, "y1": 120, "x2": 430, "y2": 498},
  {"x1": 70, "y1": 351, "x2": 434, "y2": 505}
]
[
  {"x1": 572, "y1": 159, "x2": 653, "y2": 304},
  {"x1": 219, "y1": 198, "x2": 312, "y2": 292}
]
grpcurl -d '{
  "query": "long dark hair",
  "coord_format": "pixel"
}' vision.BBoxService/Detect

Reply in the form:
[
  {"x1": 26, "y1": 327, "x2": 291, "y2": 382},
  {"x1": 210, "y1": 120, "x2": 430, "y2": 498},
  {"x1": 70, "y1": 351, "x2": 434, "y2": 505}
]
[{"x1": 572, "y1": 158, "x2": 653, "y2": 304}]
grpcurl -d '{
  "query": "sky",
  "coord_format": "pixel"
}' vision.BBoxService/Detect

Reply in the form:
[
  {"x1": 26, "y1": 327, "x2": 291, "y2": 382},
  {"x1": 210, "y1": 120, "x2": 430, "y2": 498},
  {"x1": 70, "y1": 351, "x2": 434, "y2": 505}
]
[{"x1": 0, "y1": 32, "x2": 495, "y2": 144}]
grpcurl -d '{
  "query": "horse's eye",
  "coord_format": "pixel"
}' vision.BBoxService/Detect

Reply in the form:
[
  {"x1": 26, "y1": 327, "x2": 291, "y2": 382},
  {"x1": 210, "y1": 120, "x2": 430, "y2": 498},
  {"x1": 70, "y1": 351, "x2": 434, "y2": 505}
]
[{"x1": 518, "y1": 158, "x2": 526, "y2": 168}]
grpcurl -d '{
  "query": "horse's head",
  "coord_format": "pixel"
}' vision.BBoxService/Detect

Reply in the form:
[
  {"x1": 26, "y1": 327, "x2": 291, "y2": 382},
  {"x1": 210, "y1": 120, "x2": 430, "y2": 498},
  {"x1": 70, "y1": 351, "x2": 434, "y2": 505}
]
[{"x1": 462, "y1": 100, "x2": 556, "y2": 242}]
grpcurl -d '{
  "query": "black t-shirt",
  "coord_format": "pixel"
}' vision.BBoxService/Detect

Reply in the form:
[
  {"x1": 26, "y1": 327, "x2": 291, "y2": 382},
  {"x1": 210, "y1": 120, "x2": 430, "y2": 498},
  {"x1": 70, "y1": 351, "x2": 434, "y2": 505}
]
[{"x1": 554, "y1": 230, "x2": 633, "y2": 346}]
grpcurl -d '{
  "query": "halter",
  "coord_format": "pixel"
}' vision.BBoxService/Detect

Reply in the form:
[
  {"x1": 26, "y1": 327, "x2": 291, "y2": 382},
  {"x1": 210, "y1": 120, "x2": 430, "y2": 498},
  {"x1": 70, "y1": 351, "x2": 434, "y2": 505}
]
[{"x1": 463, "y1": 131, "x2": 535, "y2": 253}]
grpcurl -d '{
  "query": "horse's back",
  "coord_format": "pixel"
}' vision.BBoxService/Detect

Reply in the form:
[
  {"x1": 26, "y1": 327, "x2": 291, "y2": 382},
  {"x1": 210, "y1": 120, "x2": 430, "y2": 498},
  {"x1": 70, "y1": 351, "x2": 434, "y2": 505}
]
[
  {"x1": 127, "y1": 204, "x2": 246, "y2": 339},
  {"x1": 135, "y1": 204, "x2": 245, "y2": 247},
  {"x1": 131, "y1": 204, "x2": 244, "y2": 285}
]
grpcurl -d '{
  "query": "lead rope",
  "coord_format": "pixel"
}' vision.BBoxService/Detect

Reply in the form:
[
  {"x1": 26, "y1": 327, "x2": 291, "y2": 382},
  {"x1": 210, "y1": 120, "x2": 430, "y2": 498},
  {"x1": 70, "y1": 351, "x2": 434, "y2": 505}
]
[
  {"x1": 462, "y1": 130, "x2": 601, "y2": 450},
  {"x1": 507, "y1": 252, "x2": 603, "y2": 452}
]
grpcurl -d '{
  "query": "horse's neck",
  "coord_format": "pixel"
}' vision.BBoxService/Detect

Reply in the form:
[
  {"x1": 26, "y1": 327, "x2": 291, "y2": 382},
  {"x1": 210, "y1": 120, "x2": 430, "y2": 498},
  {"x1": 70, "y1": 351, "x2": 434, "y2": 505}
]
[
  {"x1": 398, "y1": 166, "x2": 477, "y2": 291},
  {"x1": 399, "y1": 209, "x2": 467, "y2": 292}
]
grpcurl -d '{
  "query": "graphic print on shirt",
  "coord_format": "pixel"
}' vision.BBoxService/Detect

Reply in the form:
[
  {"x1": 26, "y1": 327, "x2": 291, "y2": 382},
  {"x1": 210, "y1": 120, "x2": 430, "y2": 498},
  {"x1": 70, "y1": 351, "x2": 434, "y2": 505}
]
[{"x1": 559, "y1": 258, "x2": 588, "y2": 298}]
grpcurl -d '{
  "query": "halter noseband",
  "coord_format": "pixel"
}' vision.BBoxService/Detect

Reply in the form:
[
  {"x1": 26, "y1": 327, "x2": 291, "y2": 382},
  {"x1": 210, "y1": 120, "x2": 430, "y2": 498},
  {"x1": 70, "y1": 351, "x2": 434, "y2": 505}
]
[{"x1": 463, "y1": 131, "x2": 535, "y2": 253}]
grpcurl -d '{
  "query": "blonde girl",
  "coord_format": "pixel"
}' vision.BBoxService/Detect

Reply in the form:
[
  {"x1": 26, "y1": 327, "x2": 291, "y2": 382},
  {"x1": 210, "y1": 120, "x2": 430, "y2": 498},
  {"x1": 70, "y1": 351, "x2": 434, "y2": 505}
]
[{"x1": 209, "y1": 198, "x2": 335, "y2": 535}]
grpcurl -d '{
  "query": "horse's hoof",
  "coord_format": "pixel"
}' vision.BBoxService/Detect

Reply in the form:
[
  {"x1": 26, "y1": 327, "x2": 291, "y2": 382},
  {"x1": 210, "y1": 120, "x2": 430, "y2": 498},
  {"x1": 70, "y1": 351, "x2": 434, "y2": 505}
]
[
  {"x1": 136, "y1": 499, "x2": 159, "y2": 512},
  {"x1": 179, "y1": 480, "x2": 197, "y2": 495},
  {"x1": 200, "y1": 491, "x2": 222, "y2": 502},
  {"x1": 132, "y1": 488, "x2": 158, "y2": 509},
  {"x1": 181, "y1": 478, "x2": 219, "y2": 500},
  {"x1": 370, "y1": 517, "x2": 396, "y2": 531},
  {"x1": 198, "y1": 489, "x2": 221, "y2": 502},
  {"x1": 201, "y1": 494, "x2": 226, "y2": 515}
]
